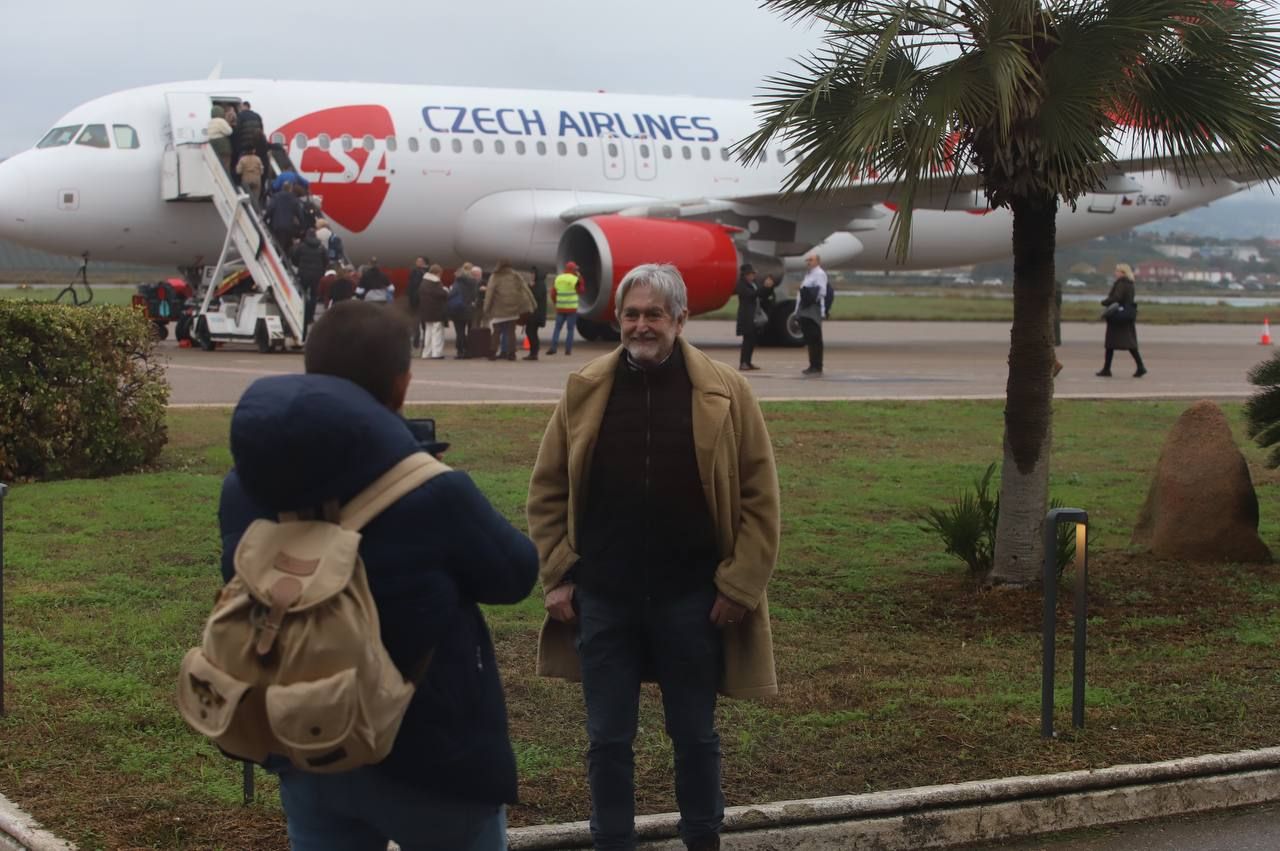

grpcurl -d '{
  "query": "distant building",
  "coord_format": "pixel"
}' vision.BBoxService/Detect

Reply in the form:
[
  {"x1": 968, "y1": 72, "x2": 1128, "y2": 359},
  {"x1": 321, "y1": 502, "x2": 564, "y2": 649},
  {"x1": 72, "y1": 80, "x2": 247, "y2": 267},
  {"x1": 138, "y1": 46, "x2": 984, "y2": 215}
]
[
  {"x1": 1195, "y1": 244, "x2": 1262, "y2": 262},
  {"x1": 1136, "y1": 261, "x2": 1180, "y2": 281},
  {"x1": 1153, "y1": 244, "x2": 1198, "y2": 260},
  {"x1": 1181, "y1": 269, "x2": 1233, "y2": 284}
]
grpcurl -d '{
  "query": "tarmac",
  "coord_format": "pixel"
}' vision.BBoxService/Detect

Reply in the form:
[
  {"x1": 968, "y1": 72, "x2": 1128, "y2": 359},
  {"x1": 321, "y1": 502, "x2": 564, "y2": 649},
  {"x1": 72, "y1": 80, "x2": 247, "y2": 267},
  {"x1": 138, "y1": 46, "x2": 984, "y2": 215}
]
[{"x1": 161, "y1": 320, "x2": 1272, "y2": 406}]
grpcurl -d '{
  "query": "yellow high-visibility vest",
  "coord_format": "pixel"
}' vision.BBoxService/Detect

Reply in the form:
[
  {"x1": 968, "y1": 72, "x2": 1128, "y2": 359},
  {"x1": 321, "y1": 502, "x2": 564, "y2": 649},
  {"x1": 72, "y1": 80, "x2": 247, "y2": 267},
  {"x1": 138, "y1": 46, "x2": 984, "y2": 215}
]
[{"x1": 553, "y1": 273, "x2": 580, "y2": 310}]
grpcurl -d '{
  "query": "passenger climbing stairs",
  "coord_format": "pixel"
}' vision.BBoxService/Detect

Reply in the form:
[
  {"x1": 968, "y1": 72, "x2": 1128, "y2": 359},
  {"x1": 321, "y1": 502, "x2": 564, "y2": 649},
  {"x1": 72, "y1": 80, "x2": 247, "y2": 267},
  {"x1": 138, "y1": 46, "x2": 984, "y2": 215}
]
[{"x1": 161, "y1": 92, "x2": 304, "y2": 351}]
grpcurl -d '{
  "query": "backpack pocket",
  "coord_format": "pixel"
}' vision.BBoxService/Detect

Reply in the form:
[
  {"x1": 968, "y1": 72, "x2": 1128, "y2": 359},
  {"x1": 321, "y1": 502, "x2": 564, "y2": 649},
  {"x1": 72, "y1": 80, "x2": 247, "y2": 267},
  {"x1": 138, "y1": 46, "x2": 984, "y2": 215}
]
[
  {"x1": 177, "y1": 648, "x2": 271, "y2": 763},
  {"x1": 177, "y1": 648, "x2": 251, "y2": 736},
  {"x1": 265, "y1": 668, "x2": 365, "y2": 772}
]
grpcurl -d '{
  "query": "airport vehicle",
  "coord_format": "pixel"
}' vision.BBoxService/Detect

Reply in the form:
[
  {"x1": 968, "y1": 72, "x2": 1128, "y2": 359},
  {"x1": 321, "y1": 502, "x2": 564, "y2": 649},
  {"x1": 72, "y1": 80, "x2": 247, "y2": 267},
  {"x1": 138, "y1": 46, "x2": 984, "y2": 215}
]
[
  {"x1": 0, "y1": 79, "x2": 1252, "y2": 347},
  {"x1": 131, "y1": 276, "x2": 194, "y2": 340}
]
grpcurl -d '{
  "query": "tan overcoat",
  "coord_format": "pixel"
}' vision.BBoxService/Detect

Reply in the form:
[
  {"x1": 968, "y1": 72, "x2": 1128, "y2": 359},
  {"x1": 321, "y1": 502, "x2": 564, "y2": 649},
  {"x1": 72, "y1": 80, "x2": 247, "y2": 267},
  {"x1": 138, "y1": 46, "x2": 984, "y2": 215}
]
[{"x1": 527, "y1": 337, "x2": 780, "y2": 698}]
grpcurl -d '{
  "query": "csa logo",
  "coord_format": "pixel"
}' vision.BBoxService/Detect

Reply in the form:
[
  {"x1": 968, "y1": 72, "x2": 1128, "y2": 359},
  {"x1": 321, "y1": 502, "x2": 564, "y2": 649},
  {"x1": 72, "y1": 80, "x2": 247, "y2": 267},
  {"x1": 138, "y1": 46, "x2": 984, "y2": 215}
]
[{"x1": 273, "y1": 105, "x2": 395, "y2": 233}]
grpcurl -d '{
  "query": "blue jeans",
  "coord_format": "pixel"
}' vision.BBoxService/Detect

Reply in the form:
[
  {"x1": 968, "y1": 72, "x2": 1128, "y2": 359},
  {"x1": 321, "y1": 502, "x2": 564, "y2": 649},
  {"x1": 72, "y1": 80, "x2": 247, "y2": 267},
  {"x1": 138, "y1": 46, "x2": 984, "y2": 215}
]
[
  {"x1": 278, "y1": 767, "x2": 507, "y2": 851},
  {"x1": 494, "y1": 319, "x2": 517, "y2": 357},
  {"x1": 575, "y1": 585, "x2": 724, "y2": 850},
  {"x1": 549, "y1": 312, "x2": 575, "y2": 353}
]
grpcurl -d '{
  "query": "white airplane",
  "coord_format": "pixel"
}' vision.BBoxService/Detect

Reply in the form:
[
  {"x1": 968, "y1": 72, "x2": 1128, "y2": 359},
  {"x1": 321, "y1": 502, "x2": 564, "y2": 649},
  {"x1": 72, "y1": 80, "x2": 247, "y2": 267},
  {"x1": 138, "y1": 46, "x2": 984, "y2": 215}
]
[{"x1": 0, "y1": 78, "x2": 1247, "y2": 342}]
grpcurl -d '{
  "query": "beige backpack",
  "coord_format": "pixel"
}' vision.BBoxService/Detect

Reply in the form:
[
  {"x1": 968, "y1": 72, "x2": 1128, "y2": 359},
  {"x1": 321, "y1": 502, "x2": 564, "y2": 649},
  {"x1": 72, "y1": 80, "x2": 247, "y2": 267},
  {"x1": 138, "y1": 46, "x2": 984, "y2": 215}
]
[{"x1": 177, "y1": 452, "x2": 449, "y2": 772}]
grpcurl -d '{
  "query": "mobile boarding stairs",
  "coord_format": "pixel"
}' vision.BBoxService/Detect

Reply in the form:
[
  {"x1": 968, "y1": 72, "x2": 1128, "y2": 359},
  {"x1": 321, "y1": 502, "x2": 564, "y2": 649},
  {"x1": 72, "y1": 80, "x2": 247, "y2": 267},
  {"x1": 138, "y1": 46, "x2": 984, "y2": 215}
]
[{"x1": 162, "y1": 93, "x2": 304, "y2": 352}]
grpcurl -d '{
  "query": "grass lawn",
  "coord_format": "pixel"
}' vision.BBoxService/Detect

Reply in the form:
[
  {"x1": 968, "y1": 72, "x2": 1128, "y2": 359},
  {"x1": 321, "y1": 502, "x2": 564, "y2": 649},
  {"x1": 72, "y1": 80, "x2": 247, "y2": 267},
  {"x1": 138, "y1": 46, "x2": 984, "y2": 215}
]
[
  {"x1": 2, "y1": 401, "x2": 1279, "y2": 849},
  {"x1": 0, "y1": 286, "x2": 138, "y2": 307}
]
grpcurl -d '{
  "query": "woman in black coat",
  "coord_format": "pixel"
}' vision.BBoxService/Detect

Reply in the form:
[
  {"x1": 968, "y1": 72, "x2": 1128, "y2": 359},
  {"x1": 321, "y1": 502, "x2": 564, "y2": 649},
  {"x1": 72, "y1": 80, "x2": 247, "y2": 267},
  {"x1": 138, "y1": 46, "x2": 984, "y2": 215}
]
[
  {"x1": 524, "y1": 267, "x2": 548, "y2": 360},
  {"x1": 1098, "y1": 263, "x2": 1146, "y2": 377},
  {"x1": 735, "y1": 264, "x2": 775, "y2": 370}
]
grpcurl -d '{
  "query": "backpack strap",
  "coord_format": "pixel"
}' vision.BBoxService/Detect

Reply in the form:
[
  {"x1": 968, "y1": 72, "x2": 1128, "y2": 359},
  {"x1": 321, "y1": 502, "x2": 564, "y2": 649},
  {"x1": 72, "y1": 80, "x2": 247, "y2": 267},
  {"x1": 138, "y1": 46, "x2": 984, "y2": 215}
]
[{"x1": 339, "y1": 452, "x2": 451, "y2": 532}]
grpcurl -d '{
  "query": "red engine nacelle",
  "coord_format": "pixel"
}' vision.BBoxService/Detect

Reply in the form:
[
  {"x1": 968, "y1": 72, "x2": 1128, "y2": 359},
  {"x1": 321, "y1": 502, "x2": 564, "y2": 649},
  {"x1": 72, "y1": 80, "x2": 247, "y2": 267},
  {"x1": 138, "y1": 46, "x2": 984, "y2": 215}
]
[{"x1": 556, "y1": 216, "x2": 741, "y2": 322}]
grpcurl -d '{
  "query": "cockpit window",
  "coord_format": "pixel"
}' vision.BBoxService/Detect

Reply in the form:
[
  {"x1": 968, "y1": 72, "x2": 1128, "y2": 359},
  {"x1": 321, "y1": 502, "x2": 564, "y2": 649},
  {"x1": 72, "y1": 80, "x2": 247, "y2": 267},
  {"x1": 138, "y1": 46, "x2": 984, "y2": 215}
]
[
  {"x1": 113, "y1": 125, "x2": 140, "y2": 149},
  {"x1": 75, "y1": 124, "x2": 110, "y2": 149},
  {"x1": 37, "y1": 125, "x2": 82, "y2": 148}
]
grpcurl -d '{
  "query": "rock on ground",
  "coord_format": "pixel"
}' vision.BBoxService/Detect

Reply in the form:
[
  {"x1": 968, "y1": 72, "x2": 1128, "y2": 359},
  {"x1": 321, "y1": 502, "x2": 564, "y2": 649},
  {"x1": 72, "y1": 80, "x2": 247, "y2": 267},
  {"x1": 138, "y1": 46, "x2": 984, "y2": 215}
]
[{"x1": 1132, "y1": 400, "x2": 1271, "y2": 563}]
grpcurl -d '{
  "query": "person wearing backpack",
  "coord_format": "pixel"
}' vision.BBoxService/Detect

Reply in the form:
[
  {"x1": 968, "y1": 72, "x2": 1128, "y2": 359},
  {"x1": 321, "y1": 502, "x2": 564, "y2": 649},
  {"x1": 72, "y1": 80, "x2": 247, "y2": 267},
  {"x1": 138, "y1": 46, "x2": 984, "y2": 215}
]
[
  {"x1": 206, "y1": 301, "x2": 538, "y2": 850},
  {"x1": 292, "y1": 228, "x2": 328, "y2": 341},
  {"x1": 448, "y1": 265, "x2": 479, "y2": 358}
]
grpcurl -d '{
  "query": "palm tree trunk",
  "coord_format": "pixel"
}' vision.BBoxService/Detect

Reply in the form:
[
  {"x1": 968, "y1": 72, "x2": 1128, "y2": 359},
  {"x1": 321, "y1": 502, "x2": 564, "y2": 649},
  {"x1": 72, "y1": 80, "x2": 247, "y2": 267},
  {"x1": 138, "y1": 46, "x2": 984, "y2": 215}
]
[{"x1": 990, "y1": 194, "x2": 1058, "y2": 587}]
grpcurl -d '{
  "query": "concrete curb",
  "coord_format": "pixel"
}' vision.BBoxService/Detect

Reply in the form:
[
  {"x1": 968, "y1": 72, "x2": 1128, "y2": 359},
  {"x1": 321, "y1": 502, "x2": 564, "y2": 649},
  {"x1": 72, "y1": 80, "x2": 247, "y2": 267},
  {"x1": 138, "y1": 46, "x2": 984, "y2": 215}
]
[
  {"x1": 0, "y1": 792, "x2": 74, "y2": 851},
  {"x1": 4, "y1": 749, "x2": 1278, "y2": 850},
  {"x1": 507, "y1": 747, "x2": 1280, "y2": 849}
]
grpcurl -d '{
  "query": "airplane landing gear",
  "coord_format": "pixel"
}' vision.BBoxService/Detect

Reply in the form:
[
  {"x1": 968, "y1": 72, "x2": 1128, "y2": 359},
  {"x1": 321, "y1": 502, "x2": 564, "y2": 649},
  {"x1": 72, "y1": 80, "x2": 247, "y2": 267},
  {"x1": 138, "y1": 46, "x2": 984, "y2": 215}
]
[
  {"x1": 766, "y1": 299, "x2": 805, "y2": 347},
  {"x1": 576, "y1": 316, "x2": 620, "y2": 343}
]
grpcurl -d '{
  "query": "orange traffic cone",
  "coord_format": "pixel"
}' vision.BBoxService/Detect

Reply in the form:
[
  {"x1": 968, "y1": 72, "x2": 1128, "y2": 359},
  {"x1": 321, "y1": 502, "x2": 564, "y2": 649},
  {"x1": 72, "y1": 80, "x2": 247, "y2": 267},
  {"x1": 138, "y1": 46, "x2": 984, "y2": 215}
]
[
  {"x1": 522, "y1": 333, "x2": 530, "y2": 350},
  {"x1": 1262, "y1": 318, "x2": 1273, "y2": 346}
]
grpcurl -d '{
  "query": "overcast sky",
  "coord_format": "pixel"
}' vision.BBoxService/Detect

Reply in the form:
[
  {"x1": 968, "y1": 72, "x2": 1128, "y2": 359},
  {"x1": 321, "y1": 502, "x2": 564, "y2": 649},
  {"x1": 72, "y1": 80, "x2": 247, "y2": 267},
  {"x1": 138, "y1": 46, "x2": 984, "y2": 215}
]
[
  {"x1": 0, "y1": 0, "x2": 824, "y2": 159},
  {"x1": 4, "y1": 0, "x2": 1271, "y2": 206}
]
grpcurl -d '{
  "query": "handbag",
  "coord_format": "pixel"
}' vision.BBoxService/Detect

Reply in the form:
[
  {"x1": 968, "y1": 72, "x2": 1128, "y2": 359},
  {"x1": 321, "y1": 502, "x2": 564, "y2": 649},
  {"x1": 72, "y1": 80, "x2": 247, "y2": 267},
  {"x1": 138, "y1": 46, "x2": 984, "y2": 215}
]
[
  {"x1": 1101, "y1": 302, "x2": 1137, "y2": 323},
  {"x1": 753, "y1": 303, "x2": 769, "y2": 329}
]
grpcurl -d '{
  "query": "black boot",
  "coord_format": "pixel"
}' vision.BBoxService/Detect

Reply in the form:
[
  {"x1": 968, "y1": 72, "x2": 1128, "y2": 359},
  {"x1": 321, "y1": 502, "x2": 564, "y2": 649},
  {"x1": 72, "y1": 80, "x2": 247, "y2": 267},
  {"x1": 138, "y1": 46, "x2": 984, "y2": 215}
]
[
  {"x1": 1096, "y1": 348, "x2": 1114, "y2": 377},
  {"x1": 1132, "y1": 350, "x2": 1147, "y2": 377}
]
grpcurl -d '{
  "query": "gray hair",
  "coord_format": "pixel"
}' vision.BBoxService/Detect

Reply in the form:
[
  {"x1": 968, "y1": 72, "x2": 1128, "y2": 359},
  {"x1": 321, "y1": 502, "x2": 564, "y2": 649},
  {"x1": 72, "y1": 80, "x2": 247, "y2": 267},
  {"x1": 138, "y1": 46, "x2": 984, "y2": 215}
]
[{"x1": 616, "y1": 263, "x2": 688, "y2": 317}]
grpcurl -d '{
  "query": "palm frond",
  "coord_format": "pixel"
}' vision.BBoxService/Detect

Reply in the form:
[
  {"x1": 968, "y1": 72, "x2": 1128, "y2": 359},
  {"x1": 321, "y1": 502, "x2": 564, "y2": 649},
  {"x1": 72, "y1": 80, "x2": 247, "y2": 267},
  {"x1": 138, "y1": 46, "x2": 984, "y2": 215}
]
[{"x1": 744, "y1": 0, "x2": 1280, "y2": 259}]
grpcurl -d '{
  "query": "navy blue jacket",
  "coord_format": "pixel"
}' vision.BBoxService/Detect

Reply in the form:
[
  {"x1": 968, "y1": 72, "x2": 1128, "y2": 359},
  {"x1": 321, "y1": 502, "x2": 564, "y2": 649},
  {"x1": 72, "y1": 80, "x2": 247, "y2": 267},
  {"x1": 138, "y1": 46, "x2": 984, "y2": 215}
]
[{"x1": 217, "y1": 374, "x2": 538, "y2": 804}]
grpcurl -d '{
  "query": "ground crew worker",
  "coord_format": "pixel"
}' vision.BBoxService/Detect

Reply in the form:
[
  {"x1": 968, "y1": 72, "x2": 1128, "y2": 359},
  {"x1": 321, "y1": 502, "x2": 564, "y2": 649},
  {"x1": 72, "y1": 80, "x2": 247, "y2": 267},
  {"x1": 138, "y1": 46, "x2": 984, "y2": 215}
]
[{"x1": 547, "y1": 261, "x2": 584, "y2": 356}]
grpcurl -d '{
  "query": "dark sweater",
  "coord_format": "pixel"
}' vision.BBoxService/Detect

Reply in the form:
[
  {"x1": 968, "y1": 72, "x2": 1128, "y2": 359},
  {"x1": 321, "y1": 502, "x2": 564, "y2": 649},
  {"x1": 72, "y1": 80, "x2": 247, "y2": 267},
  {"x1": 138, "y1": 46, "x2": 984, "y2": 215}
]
[
  {"x1": 577, "y1": 346, "x2": 718, "y2": 599},
  {"x1": 292, "y1": 236, "x2": 328, "y2": 285}
]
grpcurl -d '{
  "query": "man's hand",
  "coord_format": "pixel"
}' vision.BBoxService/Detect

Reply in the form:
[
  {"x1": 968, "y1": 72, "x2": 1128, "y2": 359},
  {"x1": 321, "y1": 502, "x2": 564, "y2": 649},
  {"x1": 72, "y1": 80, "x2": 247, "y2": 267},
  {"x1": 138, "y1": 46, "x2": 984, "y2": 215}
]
[
  {"x1": 545, "y1": 582, "x2": 576, "y2": 623},
  {"x1": 709, "y1": 592, "x2": 747, "y2": 628}
]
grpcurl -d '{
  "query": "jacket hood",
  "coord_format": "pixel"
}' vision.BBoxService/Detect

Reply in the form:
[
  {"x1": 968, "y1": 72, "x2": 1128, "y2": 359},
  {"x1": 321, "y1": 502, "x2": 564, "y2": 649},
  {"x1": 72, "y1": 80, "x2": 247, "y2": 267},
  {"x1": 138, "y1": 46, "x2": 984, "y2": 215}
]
[{"x1": 230, "y1": 373, "x2": 419, "y2": 510}]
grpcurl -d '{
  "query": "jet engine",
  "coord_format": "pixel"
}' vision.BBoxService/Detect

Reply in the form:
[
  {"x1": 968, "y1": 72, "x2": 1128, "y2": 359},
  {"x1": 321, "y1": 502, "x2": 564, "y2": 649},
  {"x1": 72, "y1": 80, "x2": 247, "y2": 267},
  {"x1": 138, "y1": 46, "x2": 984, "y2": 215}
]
[{"x1": 556, "y1": 216, "x2": 741, "y2": 324}]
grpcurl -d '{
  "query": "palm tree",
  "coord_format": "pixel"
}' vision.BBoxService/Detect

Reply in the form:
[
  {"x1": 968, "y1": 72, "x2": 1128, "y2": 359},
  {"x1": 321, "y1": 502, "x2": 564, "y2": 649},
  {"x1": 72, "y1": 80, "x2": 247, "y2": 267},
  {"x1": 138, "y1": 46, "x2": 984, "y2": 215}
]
[{"x1": 741, "y1": 0, "x2": 1280, "y2": 585}]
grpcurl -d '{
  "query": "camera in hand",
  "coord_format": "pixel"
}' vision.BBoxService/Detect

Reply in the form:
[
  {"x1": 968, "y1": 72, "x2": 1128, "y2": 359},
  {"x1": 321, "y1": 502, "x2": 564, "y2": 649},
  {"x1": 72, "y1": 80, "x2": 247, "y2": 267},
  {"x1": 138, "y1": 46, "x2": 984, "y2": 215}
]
[{"x1": 404, "y1": 417, "x2": 450, "y2": 457}]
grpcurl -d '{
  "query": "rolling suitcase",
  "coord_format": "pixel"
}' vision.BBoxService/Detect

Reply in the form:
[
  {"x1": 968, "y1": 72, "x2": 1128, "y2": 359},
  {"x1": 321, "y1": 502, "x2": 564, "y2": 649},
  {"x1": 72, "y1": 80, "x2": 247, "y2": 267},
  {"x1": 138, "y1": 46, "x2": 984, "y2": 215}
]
[{"x1": 469, "y1": 324, "x2": 495, "y2": 359}]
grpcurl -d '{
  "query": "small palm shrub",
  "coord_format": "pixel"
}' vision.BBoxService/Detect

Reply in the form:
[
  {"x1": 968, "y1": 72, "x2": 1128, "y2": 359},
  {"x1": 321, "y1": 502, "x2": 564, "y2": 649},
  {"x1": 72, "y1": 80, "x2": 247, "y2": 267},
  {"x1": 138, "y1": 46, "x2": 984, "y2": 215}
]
[
  {"x1": 924, "y1": 464, "x2": 1077, "y2": 584},
  {"x1": 1245, "y1": 354, "x2": 1280, "y2": 467}
]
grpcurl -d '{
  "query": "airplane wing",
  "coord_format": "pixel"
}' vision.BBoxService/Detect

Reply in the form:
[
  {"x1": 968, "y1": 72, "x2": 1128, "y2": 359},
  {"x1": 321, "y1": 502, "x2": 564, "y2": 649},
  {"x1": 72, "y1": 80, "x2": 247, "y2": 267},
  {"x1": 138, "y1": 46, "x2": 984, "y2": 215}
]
[
  {"x1": 557, "y1": 147, "x2": 1247, "y2": 230},
  {"x1": 555, "y1": 172, "x2": 989, "y2": 249}
]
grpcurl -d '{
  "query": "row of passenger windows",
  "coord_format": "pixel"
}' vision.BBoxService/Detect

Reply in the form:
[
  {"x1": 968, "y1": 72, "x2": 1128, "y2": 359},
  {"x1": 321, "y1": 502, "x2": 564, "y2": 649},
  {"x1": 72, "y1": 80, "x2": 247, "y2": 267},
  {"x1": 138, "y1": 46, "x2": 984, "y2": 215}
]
[
  {"x1": 269, "y1": 131, "x2": 793, "y2": 164},
  {"x1": 37, "y1": 124, "x2": 140, "y2": 150}
]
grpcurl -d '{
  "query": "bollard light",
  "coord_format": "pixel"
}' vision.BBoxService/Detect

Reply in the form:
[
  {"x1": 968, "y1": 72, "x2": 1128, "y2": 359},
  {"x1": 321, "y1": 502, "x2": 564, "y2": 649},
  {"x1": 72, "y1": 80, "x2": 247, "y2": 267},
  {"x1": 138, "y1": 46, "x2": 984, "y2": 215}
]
[{"x1": 1042, "y1": 508, "x2": 1090, "y2": 739}]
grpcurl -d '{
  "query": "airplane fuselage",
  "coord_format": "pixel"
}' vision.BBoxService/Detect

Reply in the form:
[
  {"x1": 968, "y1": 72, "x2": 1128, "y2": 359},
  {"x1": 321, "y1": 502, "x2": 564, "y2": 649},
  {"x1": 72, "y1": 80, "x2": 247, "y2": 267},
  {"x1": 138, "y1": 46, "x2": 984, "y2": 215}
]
[{"x1": 0, "y1": 78, "x2": 1243, "y2": 277}]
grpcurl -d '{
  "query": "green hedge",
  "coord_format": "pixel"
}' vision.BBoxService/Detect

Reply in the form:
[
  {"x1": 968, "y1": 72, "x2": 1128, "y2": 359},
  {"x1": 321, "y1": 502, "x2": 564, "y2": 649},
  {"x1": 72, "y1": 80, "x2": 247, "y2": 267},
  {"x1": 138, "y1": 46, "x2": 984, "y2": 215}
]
[{"x1": 0, "y1": 301, "x2": 168, "y2": 481}]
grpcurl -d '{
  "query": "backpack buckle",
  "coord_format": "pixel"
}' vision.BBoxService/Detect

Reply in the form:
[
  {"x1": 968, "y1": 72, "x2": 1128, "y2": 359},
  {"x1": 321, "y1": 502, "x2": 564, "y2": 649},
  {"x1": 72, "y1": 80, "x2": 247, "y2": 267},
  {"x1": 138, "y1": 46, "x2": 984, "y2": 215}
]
[{"x1": 255, "y1": 577, "x2": 303, "y2": 656}]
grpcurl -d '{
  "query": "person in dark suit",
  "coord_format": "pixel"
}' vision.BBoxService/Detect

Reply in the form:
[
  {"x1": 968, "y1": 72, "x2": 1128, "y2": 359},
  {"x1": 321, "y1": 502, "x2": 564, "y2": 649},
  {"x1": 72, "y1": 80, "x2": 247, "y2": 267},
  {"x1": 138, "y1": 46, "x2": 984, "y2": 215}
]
[{"x1": 734, "y1": 264, "x2": 776, "y2": 371}]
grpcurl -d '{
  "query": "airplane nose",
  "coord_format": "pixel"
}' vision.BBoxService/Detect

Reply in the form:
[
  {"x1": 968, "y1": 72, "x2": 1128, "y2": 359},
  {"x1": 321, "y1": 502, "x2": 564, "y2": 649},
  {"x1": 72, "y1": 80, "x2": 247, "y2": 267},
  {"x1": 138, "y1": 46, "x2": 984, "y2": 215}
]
[{"x1": 0, "y1": 157, "x2": 30, "y2": 240}]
